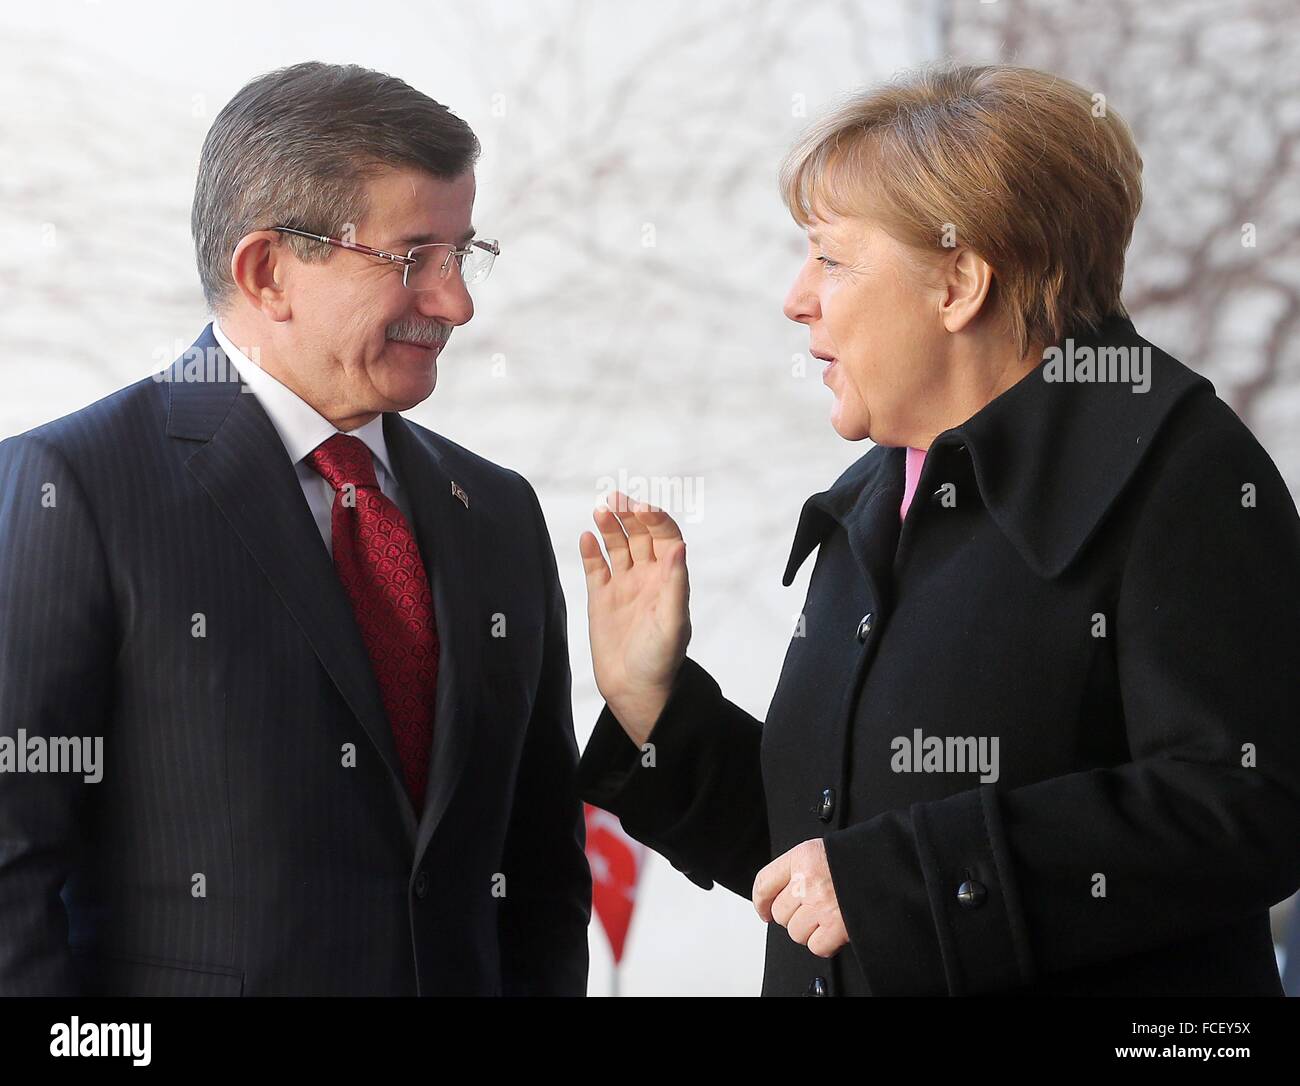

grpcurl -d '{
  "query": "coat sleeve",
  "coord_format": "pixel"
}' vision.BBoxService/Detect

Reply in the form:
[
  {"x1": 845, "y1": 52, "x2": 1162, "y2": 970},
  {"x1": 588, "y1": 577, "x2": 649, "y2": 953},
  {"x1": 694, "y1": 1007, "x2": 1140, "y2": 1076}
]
[
  {"x1": 0, "y1": 434, "x2": 114, "y2": 996},
  {"x1": 821, "y1": 422, "x2": 1300, "y2": 995},
  {"x1": 496, "y1": 478, "x2": 592, "y2": 995},
  {"x1": 577, "y1": 656, "x2": 771, "y2": 898}
]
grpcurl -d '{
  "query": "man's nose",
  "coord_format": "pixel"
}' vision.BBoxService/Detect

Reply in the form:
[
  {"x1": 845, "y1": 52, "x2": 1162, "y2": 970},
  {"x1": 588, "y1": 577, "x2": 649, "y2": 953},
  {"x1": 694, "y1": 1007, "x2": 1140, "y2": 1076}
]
[{"x1": 415, "y1": 269, "x2": 474, "y2": 327}]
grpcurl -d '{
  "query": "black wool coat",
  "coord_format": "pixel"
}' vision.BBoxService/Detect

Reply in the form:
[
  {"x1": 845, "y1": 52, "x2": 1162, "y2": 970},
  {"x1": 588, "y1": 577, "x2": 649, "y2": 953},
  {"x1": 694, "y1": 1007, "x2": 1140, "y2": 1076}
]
[{"x1": 578, "y1": 314, "x2": 1300, "y2": 996}]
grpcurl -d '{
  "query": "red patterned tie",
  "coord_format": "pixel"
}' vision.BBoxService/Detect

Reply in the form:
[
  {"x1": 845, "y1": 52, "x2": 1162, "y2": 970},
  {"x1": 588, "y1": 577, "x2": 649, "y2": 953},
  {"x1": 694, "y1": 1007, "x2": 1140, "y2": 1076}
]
[{"x1": 307, "y1": 432, "x2": 438, "y2": 814}]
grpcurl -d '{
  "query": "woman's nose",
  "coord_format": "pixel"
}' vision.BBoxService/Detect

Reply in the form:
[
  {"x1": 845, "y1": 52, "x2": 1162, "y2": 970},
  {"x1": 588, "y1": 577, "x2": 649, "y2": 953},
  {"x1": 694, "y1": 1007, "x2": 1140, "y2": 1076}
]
[{"x1": 783, "y1": 277, "x2": 819, "y2": 325}]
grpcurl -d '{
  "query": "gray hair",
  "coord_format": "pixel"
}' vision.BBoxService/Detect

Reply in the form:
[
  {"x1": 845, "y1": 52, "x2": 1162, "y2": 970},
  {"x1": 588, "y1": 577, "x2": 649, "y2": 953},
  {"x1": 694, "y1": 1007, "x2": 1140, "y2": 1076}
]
[{"x1": 191, "y1": 61, "x2": 481, "y2": 313}]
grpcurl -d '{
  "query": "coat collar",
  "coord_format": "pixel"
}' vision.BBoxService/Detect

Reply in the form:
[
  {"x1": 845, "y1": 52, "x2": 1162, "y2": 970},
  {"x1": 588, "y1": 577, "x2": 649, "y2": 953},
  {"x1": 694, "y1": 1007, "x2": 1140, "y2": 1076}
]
[{"x1": 783, "y1": 314, "x2": 1214, "y2": 585}]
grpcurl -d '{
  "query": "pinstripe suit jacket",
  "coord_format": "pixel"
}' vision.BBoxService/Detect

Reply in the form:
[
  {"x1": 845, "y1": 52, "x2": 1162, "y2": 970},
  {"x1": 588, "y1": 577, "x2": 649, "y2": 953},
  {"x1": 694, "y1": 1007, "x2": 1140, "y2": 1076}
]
[{"x1": 0, "y1": 323, "x2": 591, "y2": 996}]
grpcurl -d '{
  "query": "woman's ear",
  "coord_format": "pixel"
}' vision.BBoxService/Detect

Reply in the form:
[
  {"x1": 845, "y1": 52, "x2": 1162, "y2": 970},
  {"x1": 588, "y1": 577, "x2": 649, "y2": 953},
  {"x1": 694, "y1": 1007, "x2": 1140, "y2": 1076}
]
[{"x1": 938, "y1": 246, "x2": 995, "y2": 334}]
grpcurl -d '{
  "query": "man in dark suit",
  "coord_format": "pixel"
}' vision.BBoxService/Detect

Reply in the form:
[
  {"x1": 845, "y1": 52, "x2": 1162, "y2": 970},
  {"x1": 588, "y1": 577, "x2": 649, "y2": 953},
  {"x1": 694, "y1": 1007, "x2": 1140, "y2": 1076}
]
[{"x1": 0, "y1": 61, "x2": 590, "y2": 996}]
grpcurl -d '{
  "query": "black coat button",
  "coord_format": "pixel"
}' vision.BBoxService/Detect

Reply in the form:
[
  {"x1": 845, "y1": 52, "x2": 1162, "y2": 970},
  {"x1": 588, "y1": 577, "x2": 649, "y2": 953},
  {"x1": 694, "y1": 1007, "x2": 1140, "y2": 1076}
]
[
  {"x1": 855, "y1": 613, "x2": 874, "y2": 642},
  {"x1": 414, "y1": 869, "x2": 430, "y2": 899},
  {"x1": 956, "y1": 878, "x2": 987, "y2": 908},
  {"x1": 806, "y1": 976, "x2": 828, "y2": 996},
  {"x1": 818, "y1": 788, "x2": 835, "y2": 822}
]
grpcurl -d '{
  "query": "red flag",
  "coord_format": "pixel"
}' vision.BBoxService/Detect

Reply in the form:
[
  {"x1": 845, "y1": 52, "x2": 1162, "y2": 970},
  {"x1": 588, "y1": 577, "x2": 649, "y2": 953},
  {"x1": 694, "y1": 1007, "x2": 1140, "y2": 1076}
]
[{"x1": 584, "y1": 803, "x2": 647, "y2": 964}]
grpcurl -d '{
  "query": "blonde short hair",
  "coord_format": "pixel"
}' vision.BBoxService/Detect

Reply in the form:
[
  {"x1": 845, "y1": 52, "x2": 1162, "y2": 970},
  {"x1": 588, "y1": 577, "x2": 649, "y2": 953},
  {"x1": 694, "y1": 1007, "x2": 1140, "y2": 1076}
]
[{"x1": 779, "y1": 64, "x2": 1143, "y2": 357}]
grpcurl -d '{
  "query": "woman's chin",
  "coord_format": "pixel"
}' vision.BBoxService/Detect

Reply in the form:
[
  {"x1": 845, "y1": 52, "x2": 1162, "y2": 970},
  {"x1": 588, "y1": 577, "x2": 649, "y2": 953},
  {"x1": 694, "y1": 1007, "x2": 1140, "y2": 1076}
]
[{"x1": 829, "y1": 404, "x2": 871, "y2": 442}]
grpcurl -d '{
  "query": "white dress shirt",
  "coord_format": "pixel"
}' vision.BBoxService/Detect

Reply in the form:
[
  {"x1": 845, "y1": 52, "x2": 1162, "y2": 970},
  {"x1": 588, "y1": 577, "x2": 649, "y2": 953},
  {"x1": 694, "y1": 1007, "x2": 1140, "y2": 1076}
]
[{"x1": 212, "y1": 319, "x2": 415, "y2": 557}]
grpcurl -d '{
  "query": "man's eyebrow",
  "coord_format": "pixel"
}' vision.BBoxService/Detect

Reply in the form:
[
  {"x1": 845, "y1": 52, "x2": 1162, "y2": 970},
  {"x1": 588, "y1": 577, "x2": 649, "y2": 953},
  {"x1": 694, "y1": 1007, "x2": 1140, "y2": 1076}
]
[{"x1": 395, "y1": 227, "x2": 477, "y2": 248}]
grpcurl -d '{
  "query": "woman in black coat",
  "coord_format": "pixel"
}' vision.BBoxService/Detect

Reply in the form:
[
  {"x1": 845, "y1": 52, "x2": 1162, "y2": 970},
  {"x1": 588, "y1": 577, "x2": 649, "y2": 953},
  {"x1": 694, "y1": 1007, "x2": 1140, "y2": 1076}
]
[{"x1": 575, "y1": 64, "x2": 1300, "y2": 996}]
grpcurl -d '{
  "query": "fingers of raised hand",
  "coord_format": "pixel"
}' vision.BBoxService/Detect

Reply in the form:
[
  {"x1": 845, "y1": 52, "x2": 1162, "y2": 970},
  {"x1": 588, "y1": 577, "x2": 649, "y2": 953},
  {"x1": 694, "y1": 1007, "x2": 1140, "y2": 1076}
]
[
  {"x1": 608, "y1": 491, "x2": 655, "y2": 564},
  {"x1": 596, "y1": 490, "x2": 683, "y2": 566},
  {"x1": 620, "y1": 496, "x2": 684, "y2": 551},
  {"x1": 592, "y1": 503, "x2": 634, "y2": 574},
  {"x1": 619, "y1": 490, "x2": 686, "y2": 546}
]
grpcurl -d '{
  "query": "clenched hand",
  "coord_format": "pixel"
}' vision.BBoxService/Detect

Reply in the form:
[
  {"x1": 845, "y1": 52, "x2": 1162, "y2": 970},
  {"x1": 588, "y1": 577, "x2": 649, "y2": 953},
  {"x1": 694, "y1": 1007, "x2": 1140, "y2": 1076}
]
[{"x1": 753, "y1": 839, "x2": 850, "y2": 958}]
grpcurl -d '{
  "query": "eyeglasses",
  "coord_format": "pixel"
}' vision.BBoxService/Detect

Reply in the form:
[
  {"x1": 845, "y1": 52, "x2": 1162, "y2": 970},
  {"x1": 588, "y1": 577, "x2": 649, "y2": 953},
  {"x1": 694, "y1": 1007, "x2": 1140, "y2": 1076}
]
[{"x1": 269, "y1": 226, "x2": 499, "y2": 289}]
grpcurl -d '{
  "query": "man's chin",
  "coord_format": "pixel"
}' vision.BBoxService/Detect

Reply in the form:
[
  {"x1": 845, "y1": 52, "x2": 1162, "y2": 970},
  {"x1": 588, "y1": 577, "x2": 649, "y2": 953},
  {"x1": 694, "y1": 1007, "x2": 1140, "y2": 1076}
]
[
  {"x1": 372, "y1": 371, "x2": 437, "y2": 413},
  {"x1": 376, "y1": 350, "x2": 439, "y2": 408},
  {"x1": 390, "y1": 379, "x2": 437, "y2": 411}
]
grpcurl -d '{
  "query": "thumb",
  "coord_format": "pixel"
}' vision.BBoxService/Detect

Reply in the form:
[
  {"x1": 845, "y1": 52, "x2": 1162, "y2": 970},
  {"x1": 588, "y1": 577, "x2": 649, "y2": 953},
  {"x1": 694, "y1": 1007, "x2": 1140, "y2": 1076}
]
[{"x1": 578, "y1": 531, "x2": 611, "y2": 590}]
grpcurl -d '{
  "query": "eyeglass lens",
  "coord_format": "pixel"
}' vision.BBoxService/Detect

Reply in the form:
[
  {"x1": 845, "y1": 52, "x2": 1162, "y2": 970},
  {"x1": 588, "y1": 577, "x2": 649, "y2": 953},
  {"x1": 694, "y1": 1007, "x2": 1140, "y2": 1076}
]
[{"x1": 406, "y1": 243, "x2": 495, "y2": 289}]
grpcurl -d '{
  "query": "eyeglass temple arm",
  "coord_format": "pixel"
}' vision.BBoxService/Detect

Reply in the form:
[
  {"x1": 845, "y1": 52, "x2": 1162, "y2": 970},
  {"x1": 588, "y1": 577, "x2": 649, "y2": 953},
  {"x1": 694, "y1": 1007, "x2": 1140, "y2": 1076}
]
[{"x1": 270, "y1": 226, "x2": 414, "y2": 265}]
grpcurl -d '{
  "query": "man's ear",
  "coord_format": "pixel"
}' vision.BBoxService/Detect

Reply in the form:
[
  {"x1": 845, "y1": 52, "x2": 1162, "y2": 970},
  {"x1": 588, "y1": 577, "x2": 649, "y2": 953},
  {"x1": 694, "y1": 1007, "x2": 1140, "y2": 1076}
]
[
  {"x1": 229, "y1": 230, "x2": 293, "y2": 321},
  {"x1": 938, "y1": 246, "x2": 994, "y2": 335}
]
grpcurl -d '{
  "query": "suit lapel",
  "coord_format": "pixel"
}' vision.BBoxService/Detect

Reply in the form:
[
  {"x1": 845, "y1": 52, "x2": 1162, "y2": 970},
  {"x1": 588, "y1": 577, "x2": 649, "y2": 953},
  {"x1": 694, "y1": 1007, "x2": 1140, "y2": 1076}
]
[
  {"x1": 168, "y1": 325, "x2": 418, "y2": 844},
  {"x1": 383, "y1": 413, "x2": 483, "y2": 864}
]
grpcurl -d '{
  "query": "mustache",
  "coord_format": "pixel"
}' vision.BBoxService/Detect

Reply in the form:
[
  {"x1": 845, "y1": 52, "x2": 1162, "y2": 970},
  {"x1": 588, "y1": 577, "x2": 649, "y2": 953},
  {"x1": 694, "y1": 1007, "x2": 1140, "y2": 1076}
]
[{"x1": 386, "y1": 321, "x2": 452, "y2": 348}]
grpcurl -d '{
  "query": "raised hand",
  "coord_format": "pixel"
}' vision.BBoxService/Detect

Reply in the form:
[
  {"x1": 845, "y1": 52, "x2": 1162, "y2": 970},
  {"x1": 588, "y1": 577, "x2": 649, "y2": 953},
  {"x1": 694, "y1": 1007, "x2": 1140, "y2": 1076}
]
[{"x1": 578, "y1": 490, "x2": 692, "y2": 747}]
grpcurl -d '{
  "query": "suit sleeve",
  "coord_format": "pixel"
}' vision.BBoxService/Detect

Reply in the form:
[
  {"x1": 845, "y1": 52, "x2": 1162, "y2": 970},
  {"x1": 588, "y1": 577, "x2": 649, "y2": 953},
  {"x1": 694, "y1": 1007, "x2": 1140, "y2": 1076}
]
[
  {"x1": 496, "y1": 478, "x2": 592, "y2": 995},
  {"x1": 821, "y1": 423, "x2": 1300, "y2": 995},
  {"x1": 0, "y1": 434, "x2": 114, "y2": 995},
  {"x1": 577, "y1": 656, "x2": 771, "y2": 898}
]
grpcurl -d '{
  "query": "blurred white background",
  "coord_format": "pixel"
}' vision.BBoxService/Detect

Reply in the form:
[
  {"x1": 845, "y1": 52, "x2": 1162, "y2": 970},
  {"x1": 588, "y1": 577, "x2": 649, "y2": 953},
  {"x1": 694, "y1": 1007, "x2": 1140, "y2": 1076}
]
[{"x1": 2, "y1": 0, "x2": 1297, "y2": 995}]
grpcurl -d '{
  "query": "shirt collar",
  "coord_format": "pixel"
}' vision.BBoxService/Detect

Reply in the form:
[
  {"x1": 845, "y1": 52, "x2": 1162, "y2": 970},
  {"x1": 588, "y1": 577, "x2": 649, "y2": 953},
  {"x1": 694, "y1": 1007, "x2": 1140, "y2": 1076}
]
[
  {"x1": 783, "y1": 313, "x2": 1214, "y2": 583},
  {"x1": 212, "y1": 318, "x2": 398, "y2": 480}
]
